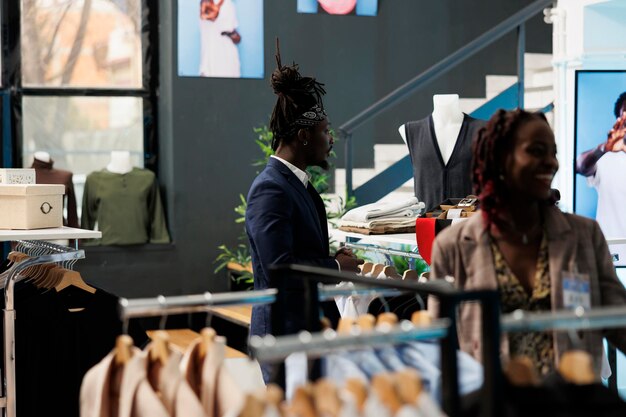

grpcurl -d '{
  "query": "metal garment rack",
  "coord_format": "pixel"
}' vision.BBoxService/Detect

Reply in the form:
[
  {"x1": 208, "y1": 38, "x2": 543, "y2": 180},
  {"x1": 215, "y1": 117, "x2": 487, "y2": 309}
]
[
  {"x1": 250, "y1": 318, "x2": 451, "y2": 362},
  {"x1": 267, "y1": 263, "x2": 502, "y2": 417},
  {"x1": 343, "y1": 241, "x2": 423, "y2": 260},
  {"x1": 118, "y1": 286, "x2": 406, "y2": 320},
  {"x1": 2, "y1": 240, "x2": 85, "y2": 417}
]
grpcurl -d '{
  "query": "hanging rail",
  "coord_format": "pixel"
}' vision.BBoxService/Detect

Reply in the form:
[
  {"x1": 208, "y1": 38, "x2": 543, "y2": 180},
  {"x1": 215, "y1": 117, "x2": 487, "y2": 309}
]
[
  {"x1": 343, "y1": 242, "x2": 423, "y2": 260},
  {"x1": 502, "y1": 305, "x2": 626, "y2": 333},
  {"x1": 119, "y1": 285, "x2": 408, "y2": 319},
  {"x1": 250, "y1": 318, "x2": 451, "y2": 362}
]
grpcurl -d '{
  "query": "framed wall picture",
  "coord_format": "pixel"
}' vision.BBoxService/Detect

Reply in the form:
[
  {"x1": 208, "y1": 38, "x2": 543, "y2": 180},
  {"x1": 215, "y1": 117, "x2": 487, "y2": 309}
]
[
  {"x1": 297, "y1": 0, "x2": 378, "y2": 16},
  {"x1": 178, "y1": 0, "x2": 264, "y2": 79}
]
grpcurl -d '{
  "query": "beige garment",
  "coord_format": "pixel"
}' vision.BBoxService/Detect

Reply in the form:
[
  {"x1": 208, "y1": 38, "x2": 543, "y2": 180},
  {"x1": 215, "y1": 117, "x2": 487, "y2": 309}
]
[
  {"x1": 428, "y1": 206, "x2": 626, "y2": 376},
  {"x1": 180, "y1": 336, "x2": 245, "y2": 417},
  {"x1": 144, "y1": 343, "x2": 207, "y2": 417},
  {"x1": 80, "y1": 348, "x2": 170, "y2": 417}
]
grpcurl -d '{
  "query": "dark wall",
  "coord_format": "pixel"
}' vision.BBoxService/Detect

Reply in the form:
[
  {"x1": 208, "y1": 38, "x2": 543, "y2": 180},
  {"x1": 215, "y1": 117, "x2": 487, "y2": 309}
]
[{"x1": 80, "y1": 0, "x2": 551, "y2": 297}]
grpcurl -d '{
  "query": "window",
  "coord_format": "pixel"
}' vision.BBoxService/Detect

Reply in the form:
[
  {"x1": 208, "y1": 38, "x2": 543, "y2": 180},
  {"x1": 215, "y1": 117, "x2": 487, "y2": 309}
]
[
  {"x1": 3, "y1": 0, "x2": 158, "y2": 205},
  {"x1": 21, "y1": 0, "x2": 143, "y2": 88}
]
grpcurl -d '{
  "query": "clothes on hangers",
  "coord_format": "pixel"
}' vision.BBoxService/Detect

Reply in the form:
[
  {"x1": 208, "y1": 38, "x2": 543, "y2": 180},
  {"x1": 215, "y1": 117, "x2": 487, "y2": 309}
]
[
  {"x1": 81, "y1": 347, "x2": 170, "y2": 417},
  {"x1": 0, "y1": 277, "x2": 148, "y2": 417}
]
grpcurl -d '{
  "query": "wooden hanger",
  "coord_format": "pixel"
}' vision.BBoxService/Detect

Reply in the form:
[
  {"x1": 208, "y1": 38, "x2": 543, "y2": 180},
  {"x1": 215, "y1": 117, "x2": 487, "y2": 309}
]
[
  {"x1": 371, "y1": 263, "x2": 385, "y2": 278},
  {"x1": 356, "y1": 314, "x2": 376, "y2": 331},
  {"x1": 148, "y1": 330, "x2": 171, "y2": 365},
  {"x1": 198, "y1": 327, "x2": 217, "y2": 360},
  {"x1": 288, "y1": 385, "x2": 316, "y2": 417},
  {"x1": 320, "y1": 316, "x2": 332, "y2": 330},
  {"x1": 265, "y1": 384, "x2": 284, "y2": 417},
  {"x1": 376, "y1": 312, "x2": 399, "y2": 328},
  {"x1": 114, "y1": 334, "x2": 134, "y2": 365},
  {"x1": 55, "y1": 269, "x2": 97, "y2": 294},
  {"x1": 313, "y1": 379, "x2": 341, "y2": 417},
  {"x1": 337, "y1": 317, "x2": 356, "y2": 334},
  {"x1": 344, "y1": 378, "x2": 368, "y2": 414},
  {"x1": 382, "y1": 265, "x2": 401, "y2": 279},
  {"x1": 402, "y1": 269, "x2": 419, "y2": 281},
  {"x1": 360, "y1": 262, "x2": 374, "y2": 275},
  {"x1": 238, "y1": 392, "x2": 266, "y2": 417},
  {"x1": 559, "y1": 350, "x2": 595, "y2": 385},
  {"x1": 411, "y1": 311, "x2": 432, "y2": 327},
  {"x1": 394, "y1": 369, "x2": 423, "y2": 404},
  {"x1": 35, "y1": 264, "x2": 61, "y2": 288},
  {"x1": 371, "y1": 373, "x2": 403, "y2": 414},
  {"x1": 504, "y1": 356, "x2": 539, "y2": 386}
]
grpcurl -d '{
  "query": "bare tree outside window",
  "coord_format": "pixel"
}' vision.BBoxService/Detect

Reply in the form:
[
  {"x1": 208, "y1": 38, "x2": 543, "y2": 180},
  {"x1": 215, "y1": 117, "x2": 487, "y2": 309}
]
[{"x1": 21, "y1": 0, "x2": 142, "y2": 88}]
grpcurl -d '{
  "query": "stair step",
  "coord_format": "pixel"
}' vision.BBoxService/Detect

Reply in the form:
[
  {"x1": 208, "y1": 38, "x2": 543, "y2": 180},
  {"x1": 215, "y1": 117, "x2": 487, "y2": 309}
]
[
  {"x1": 486, "y1": 75, "x2": 518, "y2": 100},
  {"x1": 523, "y1": 53, "x2": 553, "y2": 71},
  {"x1": 459, "y1": 98, "x2": 487, "y2": 114}
]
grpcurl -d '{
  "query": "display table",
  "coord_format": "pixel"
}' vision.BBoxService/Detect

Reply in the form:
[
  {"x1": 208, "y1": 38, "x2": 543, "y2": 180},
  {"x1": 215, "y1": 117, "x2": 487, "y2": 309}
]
[{"x1": 330, "y1": 228, "x2": 417, "y2": 246}]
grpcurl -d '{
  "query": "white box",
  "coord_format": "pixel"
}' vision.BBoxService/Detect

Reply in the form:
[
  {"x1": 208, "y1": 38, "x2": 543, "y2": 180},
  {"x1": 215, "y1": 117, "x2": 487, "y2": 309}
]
[
  {"x1": 0, "y1": 169, "x2": 36, "y2": 184},
  {"x1": 0, "y1": 184, "x2": 65, "y2": 229}
]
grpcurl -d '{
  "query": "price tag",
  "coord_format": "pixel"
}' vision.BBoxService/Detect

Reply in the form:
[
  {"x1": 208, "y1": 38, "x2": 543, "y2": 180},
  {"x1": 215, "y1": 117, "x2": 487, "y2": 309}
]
[{"x1": 562, "y1": 272, "x2": 591, "y2": 309}]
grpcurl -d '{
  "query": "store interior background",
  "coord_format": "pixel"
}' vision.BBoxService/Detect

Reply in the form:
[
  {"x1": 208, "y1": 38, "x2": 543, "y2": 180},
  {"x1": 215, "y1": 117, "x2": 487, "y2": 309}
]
[{"x1": 76, "y1": 0, "x2": 553, "y2": 298}]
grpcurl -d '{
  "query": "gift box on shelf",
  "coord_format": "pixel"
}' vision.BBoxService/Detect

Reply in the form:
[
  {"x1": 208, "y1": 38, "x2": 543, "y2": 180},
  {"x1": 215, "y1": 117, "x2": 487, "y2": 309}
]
[{"x1": 0, "y1": 184, "x2": 65, "y2": 230}]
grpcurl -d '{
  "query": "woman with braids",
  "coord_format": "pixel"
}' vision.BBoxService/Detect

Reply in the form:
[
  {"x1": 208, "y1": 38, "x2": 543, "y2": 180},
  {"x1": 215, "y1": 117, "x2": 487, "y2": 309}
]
[
  {"x1": 429, "y1": 108, "x2": 626, "y2": 378},
  {"x1": 245, "y1": 44, "x2": 363, "y2": 381}
]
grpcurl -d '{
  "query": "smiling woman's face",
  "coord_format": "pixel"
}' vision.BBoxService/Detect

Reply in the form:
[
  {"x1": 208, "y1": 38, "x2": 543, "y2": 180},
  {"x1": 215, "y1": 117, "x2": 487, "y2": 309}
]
[{"x1": 502, "y1": 117, "x2": 559, "y2": 201}]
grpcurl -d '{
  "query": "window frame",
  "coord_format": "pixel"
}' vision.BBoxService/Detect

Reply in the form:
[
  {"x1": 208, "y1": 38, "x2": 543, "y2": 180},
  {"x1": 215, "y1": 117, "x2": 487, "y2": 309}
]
[{"x1": 0, "y1": 0, "x2": 160, "y2": 173}]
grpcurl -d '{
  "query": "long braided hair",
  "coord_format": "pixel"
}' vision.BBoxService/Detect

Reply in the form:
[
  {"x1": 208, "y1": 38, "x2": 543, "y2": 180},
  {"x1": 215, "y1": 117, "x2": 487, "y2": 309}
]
[
  {"x1": 472, "y1": 108, "x2": 551, "y2": 229},
  {"x1": 269, "y1": 40, "x2": 326, "y2": 150}
]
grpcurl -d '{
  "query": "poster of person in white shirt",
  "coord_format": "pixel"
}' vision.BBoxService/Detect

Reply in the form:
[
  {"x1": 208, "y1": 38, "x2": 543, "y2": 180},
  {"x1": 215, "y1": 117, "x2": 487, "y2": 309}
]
[
  {"x1": 178, "y1": 0, "x2": 263, "y2": 79},
  {"x1": 575, "y1": 71, "x2": 626, "y2": 267}
]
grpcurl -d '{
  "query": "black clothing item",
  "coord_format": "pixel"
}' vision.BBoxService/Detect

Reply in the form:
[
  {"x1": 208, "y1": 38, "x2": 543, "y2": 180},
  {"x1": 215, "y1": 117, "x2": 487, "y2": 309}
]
[
  {"x1": 367, "y1": 294, "x2": 426, "y2": 320},
  {"x1": 405, "y1": 114, "x2": 485, "y2": 211},
  {"x1": 462, "y1": 373, "x2": 626, "y2": 417},
  {"x1": 8, "y1": 285, "x2": 147, "y2": 417}
]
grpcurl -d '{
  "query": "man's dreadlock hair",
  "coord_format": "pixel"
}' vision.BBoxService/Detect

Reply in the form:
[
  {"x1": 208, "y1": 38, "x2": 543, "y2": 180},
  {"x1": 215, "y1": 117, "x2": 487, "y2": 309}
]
[
  {"x1": 269, "y1": 39, "x2": 326, "y2": 151},
  {"x1": 472, "y1": 108, "x2": 551, "y2": 228}
]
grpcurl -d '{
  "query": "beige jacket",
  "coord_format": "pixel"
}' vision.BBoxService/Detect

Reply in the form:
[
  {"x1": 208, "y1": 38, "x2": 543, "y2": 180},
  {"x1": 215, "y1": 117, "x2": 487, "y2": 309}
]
[
  {"x1": 180, "y1": 336, "x2": 245, "y2": 417},
  {"x1": 429, "y1": 206, "x2": 626, "y2": 375},
  {"x1": 145, "y1": 344, "x2": 207, "y2": 417},
  {"x1": 80, "y1": 348, "x2": 169, "y2": 417}
]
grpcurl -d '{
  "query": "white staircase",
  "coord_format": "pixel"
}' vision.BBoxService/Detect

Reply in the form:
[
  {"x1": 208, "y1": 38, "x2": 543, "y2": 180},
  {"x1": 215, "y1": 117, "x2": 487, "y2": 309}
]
[{"x1": 333, "y1": 53, "x2": 554, "y2": 203}]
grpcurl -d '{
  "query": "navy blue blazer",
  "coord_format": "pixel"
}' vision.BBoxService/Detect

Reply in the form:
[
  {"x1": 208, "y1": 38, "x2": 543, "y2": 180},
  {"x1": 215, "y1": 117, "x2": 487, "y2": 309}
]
[{"x1": 245, "y1": 157, "x2": 338, "y2": 337}]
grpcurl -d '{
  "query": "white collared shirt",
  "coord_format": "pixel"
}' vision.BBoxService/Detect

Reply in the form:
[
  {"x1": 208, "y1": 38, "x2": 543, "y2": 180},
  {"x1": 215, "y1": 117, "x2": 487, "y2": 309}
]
[{"x1": 271, "y1": 155, "x2": 311, "y2": 188}]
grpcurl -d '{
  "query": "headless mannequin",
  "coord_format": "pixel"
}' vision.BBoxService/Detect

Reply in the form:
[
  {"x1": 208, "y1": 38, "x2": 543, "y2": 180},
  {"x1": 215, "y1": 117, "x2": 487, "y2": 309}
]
[
  {"x1": 399, "y1": 94, "x2": 464, "y2": 165},
  {"x1": 34, "y1": 151, "x2": 51, "y2": 163},
  {"x1": 106, "y1": 151, "x2": 133, "y2": 174}
]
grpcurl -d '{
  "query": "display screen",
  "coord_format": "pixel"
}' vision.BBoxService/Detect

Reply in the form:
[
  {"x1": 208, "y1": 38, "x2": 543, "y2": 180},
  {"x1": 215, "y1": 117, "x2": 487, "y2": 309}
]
[{"x1": 574, "y1": 70, "x2": 626, "y2": 267}]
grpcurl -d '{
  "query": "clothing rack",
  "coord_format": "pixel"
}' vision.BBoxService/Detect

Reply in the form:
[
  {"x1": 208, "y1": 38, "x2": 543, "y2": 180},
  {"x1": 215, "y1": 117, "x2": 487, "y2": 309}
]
[
  {"x1": 3, "y1": 240, "x2": 86, "y2": 417},
  {"x1": 343, "y1": 241, "x2": 423, "y2": 260},
  {"x1": 502, "y1": 305, "x2": 626, "y2": 333},
  {"x1": 118, "y1": 285, "x2": 406, "y2": 320},
  {"x1": 267, "y1": 263, "x2": 502, "y2": 417},
  {"x1": 249, "y1": 318, "x2": 451, "y2": 362}
]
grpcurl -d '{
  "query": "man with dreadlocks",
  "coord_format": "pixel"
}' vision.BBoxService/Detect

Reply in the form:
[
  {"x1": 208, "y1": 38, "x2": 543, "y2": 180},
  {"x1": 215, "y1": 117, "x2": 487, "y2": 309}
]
[
  {"x1": 245, "y1": 45, "x2": 363, "y2": 380},
  {"x1": 428, "y1": 109, "x2": 626, "y2": 378}
]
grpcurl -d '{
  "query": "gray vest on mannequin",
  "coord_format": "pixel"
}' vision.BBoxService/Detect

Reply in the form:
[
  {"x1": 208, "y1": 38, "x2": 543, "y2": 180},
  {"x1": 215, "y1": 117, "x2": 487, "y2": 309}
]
[{"x1": 404, "y1": 114, "x2": 485, "y2": 211}]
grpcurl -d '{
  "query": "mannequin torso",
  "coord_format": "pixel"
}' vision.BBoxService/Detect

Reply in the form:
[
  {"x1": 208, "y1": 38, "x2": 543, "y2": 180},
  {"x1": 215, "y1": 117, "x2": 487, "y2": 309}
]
[
  {"x1": 399, "y1": 94, "x2": 463, "y2": 165},
  {"x1": 106, "y1": 151, "x2": 134, "y2": 174}
]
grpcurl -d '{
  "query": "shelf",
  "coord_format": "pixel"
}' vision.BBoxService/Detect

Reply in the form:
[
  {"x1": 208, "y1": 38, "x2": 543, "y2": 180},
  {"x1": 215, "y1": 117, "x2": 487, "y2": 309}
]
[
  {"x1": 0, "y1": 227, "x2": 101, "y2": 242},
  {"x1": 330, "y1": 228, "x2": 417, "y2": 246},
  {"x1": 606, "y1": 238, "x2": 626, "y2": 245}
]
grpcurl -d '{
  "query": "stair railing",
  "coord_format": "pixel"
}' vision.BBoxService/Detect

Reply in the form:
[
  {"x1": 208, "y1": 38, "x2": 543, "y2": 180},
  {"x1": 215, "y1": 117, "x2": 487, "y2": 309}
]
[{"x1": 338, "y1": 0, "x2": 555, "y2": 203}]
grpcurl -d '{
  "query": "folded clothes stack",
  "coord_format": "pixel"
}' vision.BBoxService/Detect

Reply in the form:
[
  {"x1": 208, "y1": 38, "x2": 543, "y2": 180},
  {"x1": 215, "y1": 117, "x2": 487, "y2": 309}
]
[{"x1": 338, "y1": 197, "x2": 425, "y2": 235}]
